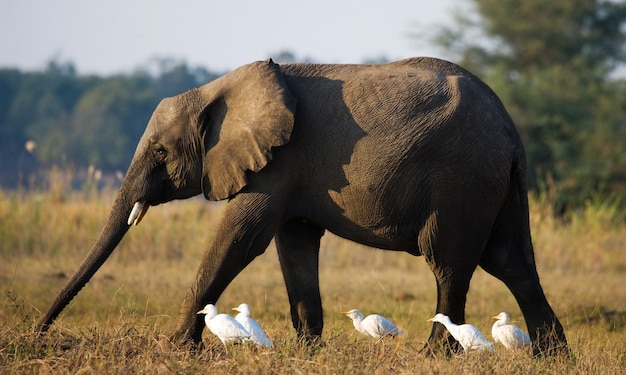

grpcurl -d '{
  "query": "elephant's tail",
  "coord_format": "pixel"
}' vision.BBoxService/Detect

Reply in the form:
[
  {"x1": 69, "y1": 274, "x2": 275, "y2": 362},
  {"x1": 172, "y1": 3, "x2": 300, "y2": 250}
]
[{"x1": 512, "y1": 151, "x2": 536, "y2": 266}]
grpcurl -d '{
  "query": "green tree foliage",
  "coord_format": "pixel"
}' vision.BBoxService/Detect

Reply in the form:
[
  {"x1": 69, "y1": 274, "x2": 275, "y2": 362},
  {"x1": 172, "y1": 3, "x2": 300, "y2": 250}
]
[
  {"x1": 0, "y1": 60, "x2": 220, "y2": 187},
  {"x1": 67, "y1": 76, "x2": 155, "y2": 170},
  {"x1": 434, "y1": 0, "x2": 626, "y2": 208}
]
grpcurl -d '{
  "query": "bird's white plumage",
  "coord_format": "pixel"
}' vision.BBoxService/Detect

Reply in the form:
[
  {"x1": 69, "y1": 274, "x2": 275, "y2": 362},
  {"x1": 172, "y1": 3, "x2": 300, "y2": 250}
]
[
  {"x1": 341, "y1": 309, "x2": 400, "y2": 339},
  {"x1": 491, "y1": 312, "x2": 531, "y2": 349},
  {"x1": 428, "y1": 313, "x2": 494, "y2": 352},
  {"x1": 197, "y1": 304, "x2": 251, "y2": 346},
  {"x1": 232, "y1": 303, "x2": 273, "y2": 348}
]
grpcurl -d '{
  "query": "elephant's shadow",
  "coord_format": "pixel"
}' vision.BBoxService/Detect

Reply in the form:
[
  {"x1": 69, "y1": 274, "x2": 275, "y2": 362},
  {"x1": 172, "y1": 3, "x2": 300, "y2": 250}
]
[{"x1": 278, "y1": 74, "x2": 368, "y2": 222}]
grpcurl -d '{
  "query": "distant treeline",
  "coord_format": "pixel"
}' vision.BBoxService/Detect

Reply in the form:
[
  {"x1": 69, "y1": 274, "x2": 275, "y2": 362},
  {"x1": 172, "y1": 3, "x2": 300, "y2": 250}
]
[
  {"x1": 0, "y1": 59, "x2": 222, "y2": 189},
  {"x1": 1, "y1": 49, "x2": 625, "y2": 211}
]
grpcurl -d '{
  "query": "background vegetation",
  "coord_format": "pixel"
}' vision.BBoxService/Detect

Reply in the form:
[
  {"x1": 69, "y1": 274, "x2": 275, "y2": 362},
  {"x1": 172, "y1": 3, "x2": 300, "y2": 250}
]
[{"x1": 1, "y1": 0, "x2": 625, "y2": 212}]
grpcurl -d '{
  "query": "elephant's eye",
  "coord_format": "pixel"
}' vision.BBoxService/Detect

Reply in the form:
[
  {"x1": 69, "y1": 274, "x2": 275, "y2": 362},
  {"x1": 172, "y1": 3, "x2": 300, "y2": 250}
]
[{"x1": 153, "y1": 145, "x2": 167, "y2": 162}]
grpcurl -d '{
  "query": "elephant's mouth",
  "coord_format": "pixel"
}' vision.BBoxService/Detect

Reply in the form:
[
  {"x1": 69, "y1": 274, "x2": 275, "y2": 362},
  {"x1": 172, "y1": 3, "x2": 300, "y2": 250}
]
[{"x1": 127, "y1": 201, "x2": 150, "y2": 226}]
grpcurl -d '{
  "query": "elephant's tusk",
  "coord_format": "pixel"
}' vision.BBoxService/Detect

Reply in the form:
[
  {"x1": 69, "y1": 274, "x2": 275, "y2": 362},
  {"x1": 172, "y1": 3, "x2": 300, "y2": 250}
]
[{"x1": 127, "y1": 201, "x2": 149, "y2": 226}]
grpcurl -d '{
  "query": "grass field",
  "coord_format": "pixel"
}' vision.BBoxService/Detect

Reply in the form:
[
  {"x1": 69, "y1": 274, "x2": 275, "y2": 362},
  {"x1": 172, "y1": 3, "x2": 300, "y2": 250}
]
[{"x1": 1, "y1": 185, "x2": 625, "y2": 374}]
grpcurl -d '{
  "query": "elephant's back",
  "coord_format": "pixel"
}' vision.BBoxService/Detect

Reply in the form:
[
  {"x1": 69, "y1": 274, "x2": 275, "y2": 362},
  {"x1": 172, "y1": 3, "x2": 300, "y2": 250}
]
[
  {"x1": 280, "y1": 57, "x2": 514, "y2": 134},
  {"x1": 281, "y1": 59, "x2": 461, "y2": 134},
  {"x1": 280, "y1": 56, "x2": 488, "y2": 96},
  {"x1": 281, "y1": 58, "x2": 521, "y2": 159},
  {"x1": 280, "y1": 56, "x2": 469, "y2": 76},
  {"x1": 278, "y1": 59, "x2": 522, "y2": 250}
]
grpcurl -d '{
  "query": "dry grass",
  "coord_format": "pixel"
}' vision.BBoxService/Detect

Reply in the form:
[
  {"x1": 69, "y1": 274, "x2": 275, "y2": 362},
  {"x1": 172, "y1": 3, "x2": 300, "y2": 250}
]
[{"x1": 1, "y1": 185, "x2": 625, "y2": 374}]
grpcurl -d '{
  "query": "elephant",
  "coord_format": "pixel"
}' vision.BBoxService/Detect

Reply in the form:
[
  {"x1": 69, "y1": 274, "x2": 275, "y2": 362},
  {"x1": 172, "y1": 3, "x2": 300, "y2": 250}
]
[{"x1": 36, "y1": 57, "x2": 568, "y2": 356}]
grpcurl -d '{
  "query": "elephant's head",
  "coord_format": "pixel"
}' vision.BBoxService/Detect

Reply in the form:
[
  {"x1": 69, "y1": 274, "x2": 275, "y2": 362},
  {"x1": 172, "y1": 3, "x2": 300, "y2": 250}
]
[{"x1": 36, "y1": 59, "x2": 296, "y2": 332}]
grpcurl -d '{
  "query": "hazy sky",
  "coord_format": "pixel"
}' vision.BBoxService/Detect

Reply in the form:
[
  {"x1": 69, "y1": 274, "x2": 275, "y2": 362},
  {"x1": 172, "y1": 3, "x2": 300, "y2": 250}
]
[{"x1": 1, "y1": 0, "x2": 460, "y2": 75}]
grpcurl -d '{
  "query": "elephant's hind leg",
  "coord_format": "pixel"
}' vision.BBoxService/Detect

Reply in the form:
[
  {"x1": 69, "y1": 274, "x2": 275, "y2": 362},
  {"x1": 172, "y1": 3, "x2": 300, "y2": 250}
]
[
  {"x1": 275, "y1": 219, "x2": 325, "y2": 342},
  {"x1": 421, "y1": 209, "x2": 486, "y2": 356},
  {"x1": 479, "y1": 193, "x2": 568, "y2": 356}
]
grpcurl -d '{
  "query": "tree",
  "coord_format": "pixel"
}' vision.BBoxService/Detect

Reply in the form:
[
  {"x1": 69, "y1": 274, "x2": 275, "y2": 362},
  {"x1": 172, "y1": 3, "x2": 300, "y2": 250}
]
[
  {"x1": 0, "y1": 59, "x2": 223, "y2": 188},
  {"x1": 433, "y1": 0, "x2": 626, "y2": 208},
  {"x1": 69, "y1": 76, "x2": 155, "y2": 170},
  {"x1": 0, "y1": 67, "x2": 102, "y2": 186}
]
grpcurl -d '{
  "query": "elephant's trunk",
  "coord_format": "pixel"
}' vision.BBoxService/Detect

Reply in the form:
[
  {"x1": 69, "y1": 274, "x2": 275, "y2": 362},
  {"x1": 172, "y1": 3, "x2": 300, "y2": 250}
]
[{"x1": 35, "y1": 188, "x2": 136, "y2": 333}]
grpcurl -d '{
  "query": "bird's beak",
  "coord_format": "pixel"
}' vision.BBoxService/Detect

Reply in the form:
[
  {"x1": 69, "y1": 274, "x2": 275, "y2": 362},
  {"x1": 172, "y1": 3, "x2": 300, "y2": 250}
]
[
  {"x1": 232, "y1": 307, "x2": 239, "y2": 312},
  {"x1": 196, "y1": 310, "x2": 204, "y2": 314},
  {"x1": 491, "y1": 315, "x2": 499, "y2": 320},
  {"x1": 427, "y1": 317, "x2": 435, "y2": 322},
  {"x1": 340, "y1": 311, "x2": 350, "y2": 315}
]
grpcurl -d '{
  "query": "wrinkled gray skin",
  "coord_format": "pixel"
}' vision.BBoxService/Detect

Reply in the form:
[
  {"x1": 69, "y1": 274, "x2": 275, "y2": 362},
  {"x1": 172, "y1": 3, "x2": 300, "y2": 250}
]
[{"x1": 36, "y1": 57, "x2": 568, "y2": 356}]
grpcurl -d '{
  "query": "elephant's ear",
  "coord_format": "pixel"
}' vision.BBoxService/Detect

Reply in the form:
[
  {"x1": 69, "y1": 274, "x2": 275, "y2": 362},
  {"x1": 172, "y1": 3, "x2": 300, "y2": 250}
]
[{"x1": 198, "y1": 59, "x2": 296, "y2": 201}]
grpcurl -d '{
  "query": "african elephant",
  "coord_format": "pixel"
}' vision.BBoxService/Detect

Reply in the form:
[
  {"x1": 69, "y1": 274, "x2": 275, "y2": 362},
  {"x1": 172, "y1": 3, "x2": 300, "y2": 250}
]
[{"x1": 36, "y1": 57, "x2": 568, "y2": 356}]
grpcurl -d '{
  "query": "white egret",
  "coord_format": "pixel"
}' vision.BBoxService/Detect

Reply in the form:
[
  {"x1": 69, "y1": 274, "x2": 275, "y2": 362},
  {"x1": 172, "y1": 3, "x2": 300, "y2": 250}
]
[
  {"x1": 197, "y1": 304, "x2": 251, "y2": 346},
  {"x1": 341, "y1": 309, "x2": 400, "y2": 339},
  {"x1": 427, "y1": 313, "x2": 494, "y2": 352},
  {"x1": 232, "y1": 303, "x2": 273, "y2": 348},
  {"x1": 491, "y1": 312, "x2": 531, "y2": 349}
]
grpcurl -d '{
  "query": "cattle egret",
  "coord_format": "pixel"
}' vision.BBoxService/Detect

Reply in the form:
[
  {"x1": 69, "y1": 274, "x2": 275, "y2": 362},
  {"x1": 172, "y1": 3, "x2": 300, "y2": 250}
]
[
  {"x1": 491, "y1": 312, "x2": 531, "y2": 349},
  {"x1": 428, "y1": 313, "x2": 494, "y2": 352},
  {"x1": 197, "y1": 304, "x2": 251, "y2": 346},
  {"x1": 232, "y1": 303, "x2": 273, "y2": 348},
  {"x1": 341, "y1": 309, "x2": 400, "y2": 339}
]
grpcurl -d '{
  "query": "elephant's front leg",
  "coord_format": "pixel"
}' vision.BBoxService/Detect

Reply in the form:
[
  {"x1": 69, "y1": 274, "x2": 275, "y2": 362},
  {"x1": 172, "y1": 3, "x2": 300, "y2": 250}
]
[
  {"x1": 275, "y1": 219, "x2": 325, "y2": 341},
  {"x1": 171, "y1": 195, "x2": 282, "y2": 345}
]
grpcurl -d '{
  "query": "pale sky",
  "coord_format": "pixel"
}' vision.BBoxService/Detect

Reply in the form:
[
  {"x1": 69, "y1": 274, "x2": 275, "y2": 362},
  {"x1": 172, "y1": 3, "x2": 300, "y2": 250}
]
[{"x1": 0, "y1": 0, "x2": 462, "y2": 75}]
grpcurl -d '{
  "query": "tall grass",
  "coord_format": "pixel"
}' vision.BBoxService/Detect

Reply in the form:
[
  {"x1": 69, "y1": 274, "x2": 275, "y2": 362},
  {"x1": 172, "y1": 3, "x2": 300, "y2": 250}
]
[{"x1": 1, "y1": 180, "x2": 625, "y2": 374}]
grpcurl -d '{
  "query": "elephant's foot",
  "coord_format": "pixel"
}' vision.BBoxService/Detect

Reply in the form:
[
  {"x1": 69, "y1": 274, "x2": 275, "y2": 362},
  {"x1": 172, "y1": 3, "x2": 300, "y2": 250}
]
[
  {"x1": 170, "y1": 325, "x2": 204, "y2": 350},
  {"x1": 532, "y1": 328, "x2": 572, "y2": 359},
  {"x1": 169, "y1": 334, "x2": 200, "y2": 351},
  {"x1": 294, "y1": 330, "x2": 323, "y2": 346},
  {"x1": 291, "y1": 333, "x2": 325, "y2": 356},
  {"x1": 170, "y1": 307, "x2": 207, "y2": 349},
  {"x1": 418, "y1": 343, "x2": 440, "y2": 358},
  {"x1": 419, "y1": 335, "x2": 463, "y2": 359}
]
